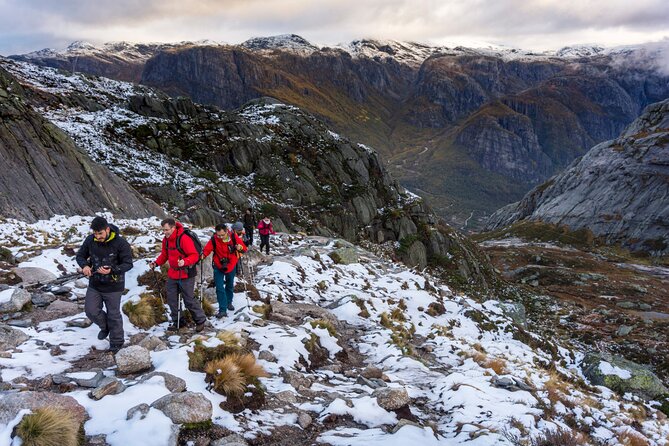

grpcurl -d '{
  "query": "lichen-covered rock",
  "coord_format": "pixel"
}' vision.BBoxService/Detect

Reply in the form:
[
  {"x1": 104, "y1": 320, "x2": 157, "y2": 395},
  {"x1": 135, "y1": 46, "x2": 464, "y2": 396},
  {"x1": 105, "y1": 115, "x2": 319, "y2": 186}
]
[
  {"x1": 151, "y1": 391, "x2": 212, "y2": 424},
  {"x1": 329, "y1": 248, "x2": 359, "y2": 265},
  {"x1": 374, "y1": 387, "x2": 410, "y2": 410},
  {"x1": 582, "y1": 353, "x2": 669, "y2": 400},
  {"x1": 115, "y1": 345, "x2": 152, "y2": 374},
  {"x1": 0, "y1": 391, "x2": 87, "y2": 426},
  {"x1": 0, "y1": 323, "x2": 29, "y2": 351}
]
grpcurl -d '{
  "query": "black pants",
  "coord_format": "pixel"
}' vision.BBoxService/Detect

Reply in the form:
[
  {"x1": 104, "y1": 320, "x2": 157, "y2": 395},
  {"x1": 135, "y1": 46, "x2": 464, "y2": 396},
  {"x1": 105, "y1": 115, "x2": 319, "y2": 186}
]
[
  {"x1": 85, "y1": 287, "x2": 124, "y2": 347},
  {"x1": 244, "y1": 225, "x2": 254, "y2": 246},
  {"x1": 259, "y1": 234, "x2": 270, "y2": 254},
  {"x1": 166, "y1": 277, "x2": 206, "y2": 325}
]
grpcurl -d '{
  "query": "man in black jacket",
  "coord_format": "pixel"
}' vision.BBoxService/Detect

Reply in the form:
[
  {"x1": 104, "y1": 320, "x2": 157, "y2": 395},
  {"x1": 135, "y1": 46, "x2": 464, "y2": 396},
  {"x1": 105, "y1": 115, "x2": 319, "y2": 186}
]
[
  {"x1": 76, "y1": 216, "x2": 133, "y2": 353},
  {"x1": 242, "y1": 208, "x2": 256, "y2": 247}
]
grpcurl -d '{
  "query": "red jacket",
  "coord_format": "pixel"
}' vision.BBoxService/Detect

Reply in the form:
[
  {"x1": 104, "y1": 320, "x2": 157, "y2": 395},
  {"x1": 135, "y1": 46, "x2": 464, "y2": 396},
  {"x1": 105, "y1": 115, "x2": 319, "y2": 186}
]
[
  {"x1": 155, "y1": 222, "x2": 200, "y2": 280},
  {"x1": 257, "y1": 220, "x2": 276, "y2": 236},
  {"x1": 203, "y1": 231, "x2": 247, "y2": 273}
]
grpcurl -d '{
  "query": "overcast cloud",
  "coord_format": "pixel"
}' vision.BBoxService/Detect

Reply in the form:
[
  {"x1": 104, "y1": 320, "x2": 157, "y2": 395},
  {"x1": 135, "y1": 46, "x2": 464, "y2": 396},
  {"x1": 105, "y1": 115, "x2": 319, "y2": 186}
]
[{"x1": 0, "y1": 0, "x2": 668, "y2": 55}]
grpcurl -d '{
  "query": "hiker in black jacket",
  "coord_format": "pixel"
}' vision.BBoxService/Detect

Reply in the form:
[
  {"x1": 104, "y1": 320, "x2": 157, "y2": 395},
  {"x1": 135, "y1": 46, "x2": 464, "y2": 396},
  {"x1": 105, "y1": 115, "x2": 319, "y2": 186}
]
[
  {"x1": 76, "y1": 216, "x2": 133, "y2": 353},
  {"x1": 242, "y1": 208, "x2": 256, "y2": 247}
]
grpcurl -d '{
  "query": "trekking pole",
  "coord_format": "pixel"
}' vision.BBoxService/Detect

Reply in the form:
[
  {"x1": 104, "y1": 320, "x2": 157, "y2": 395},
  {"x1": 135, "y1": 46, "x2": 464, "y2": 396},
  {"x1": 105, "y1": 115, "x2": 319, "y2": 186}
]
[
  {"x1": 176, "y1": 275, "x2": 183, "y2": 331},
  {"x1": 199, "y1": 262, "x2": 204, "y2": 304},
  {"x1": 244, "y1": 257, "x2": 251, "y2": 309}
]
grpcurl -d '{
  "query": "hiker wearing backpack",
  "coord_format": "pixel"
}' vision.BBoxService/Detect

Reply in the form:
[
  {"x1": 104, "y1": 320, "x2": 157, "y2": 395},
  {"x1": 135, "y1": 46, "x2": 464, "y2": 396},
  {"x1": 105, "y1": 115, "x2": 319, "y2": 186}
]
[
  {"x1": 257, "y1": 215, "x2": 276, "y2": 255},
  {"x1": 76, "y1": 216, "x2": 133, "y2": 354},
  {"x1": 243, "y1": 208, "x2": 256, "y2": 246},
  {"x1": 149, "y1": 218, "x2": 206, "y2": 332},
  {"x1": 202, "y1": 223, "x2": 247, "y2": 318}
]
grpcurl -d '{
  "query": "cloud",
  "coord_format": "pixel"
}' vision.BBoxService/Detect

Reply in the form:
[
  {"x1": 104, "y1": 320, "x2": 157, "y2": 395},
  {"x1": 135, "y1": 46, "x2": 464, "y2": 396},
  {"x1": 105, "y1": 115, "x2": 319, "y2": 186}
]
[{"x1": 0, "y1": 0, "x2": 668, "y2": 54}]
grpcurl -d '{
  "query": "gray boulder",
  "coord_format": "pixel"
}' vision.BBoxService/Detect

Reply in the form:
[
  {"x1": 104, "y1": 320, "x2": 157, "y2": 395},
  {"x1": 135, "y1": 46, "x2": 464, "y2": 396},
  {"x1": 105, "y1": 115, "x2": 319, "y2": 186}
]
[
  {"x1": 115, "y1": 345, "x2": 152, "y2": 374},
  {"x1": 44, "y1": 299, "x2": 80, "y2": 319},
  {"x1": 139, "y1": 371, "x2": 187, "y2": 393},
  {"x1": 127, "y1": 403, "x2": 151, "y2": 420},
  {"x1": 582, "y1": 353, "x2": 669, "y2": 400},
  {"x1": 329, "y1": 248, "x2": 359, "y2": 265},
  {"x1": 10, "y1": 267, "x2": 57, "y2": 285},
  {"x1": 374, "y1": 387, "x2": 410, "y2": 410},
  {"x1": 65, "y1": 317, "x2": 93, "y2": 328},
  {"x1": 151, "y1": 391, "x2": 212, "y2": 424},
  {"x1": 0, "y1": 288, "x2": 31, "y2": 313},
  {"x1": 0, "y1": 391, "x2": 87, "y2": 426},
  {"x1": 0, "y1": 323, "x2": 29, "y2": 351},
  {"x1": 53, "y1": 369, "x2": 105, "y2": 388},
  {"x1": 31, "y1": 291, "x2": 57, "y2": 307},
  {"x1": 211, "y1": 434, "x2": 249, "y2": 446},
  {"x1": 89, "y1": 377, "x2": 127, "y2": 400}
]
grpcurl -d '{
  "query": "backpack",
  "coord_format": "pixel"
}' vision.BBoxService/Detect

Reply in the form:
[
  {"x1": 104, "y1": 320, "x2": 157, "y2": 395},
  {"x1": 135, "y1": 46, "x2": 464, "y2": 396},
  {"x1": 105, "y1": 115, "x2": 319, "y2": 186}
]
[{"x1": 175, "y1": 227, "x2": 203, "y2": 278}]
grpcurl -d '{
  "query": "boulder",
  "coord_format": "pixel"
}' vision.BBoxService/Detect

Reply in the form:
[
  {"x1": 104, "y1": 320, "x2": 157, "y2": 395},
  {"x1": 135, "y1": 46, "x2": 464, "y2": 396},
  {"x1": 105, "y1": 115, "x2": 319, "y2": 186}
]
[
  {"x1": 0, "y1": 287, "x2": 31, "y2": 313},
  {"x1": 127, "y1": 403, "x2": 150, "y2": 420},
  {"x1": 89, "y1": 377, "x2": 127, "y2": 400},
  {"x1": 298, "y1": 412, "x2": 313, "y2": 429},
  {"x1": 0, "y1": 391, "x2": 87, "y2": 426},
  {"x1": 582, "y1": 353, "x2": 669, "y2": 400},
  {"x1": 31, "y1": 291, "x2": 56, "y2": 307},
  {"x1": 10, "y1": 267, "x2": 57, "y2": 285},
  {"x1": 138, "y1": 335, "x2": 169, "y2": 352},
  {"x1": 151, "y1": 391, "x2": 212, "y2": 424},
  {"x1": 374, "y1": 387, "x2": 410, "y2": 410},
  {"x1": 44, "y1": 299, "x2": 80, "y2": 319},
  {"x1": 66, "y1": 317, "x2": 93, "y2": 328},
  {"x1": 139, "y1": 372, "x2": 187, "y2": 393},
  {"x1": 115, "y1": 345, "x2": 152, "y2": 374},
  {"x1": 211, "y1": 434, "x2": 249, "y2": 446},
  {"x1": 0, "y1": 323, "x2": 29, "y2": 351},
  {"x1": 329, "y1": 248, "x2": 359, "y2": 265},
  {"x1": 53, "y1": 370, "x2": 105, "y2": 388}
]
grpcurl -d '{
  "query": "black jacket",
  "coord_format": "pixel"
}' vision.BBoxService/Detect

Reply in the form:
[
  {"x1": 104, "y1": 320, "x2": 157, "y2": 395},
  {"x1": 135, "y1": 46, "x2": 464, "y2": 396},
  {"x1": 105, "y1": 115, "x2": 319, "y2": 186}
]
[
  {"x1": 76, "y1": 224, "x2": 133, "y2": 292},
  {"x1": 243, "y1": 213, "x2": 256, "y2": 228}
]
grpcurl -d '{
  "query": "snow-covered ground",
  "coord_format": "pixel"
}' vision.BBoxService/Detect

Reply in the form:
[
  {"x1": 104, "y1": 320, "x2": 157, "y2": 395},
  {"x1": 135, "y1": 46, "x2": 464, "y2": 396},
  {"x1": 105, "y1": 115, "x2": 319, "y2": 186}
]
[{"x1": 1, "y1": 214, "x2": 668, "y2": 445}]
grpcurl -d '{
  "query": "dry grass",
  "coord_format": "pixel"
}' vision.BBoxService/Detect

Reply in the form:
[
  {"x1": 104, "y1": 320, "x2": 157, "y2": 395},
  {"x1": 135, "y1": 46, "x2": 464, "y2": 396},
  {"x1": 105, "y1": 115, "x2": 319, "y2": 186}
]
[
  {"x1": 188, "y1": 343, "x2": 242, "y2": 372},
  {"x1": 201, "y1": 299, "x2": 216, "y2": 317},
  {"x1": 122, "y1": 293, "x2": 166, "y2": 329},
  {"x1": 379, "y1": 312, "x2": 393, "y2": 328},
  {"x1": 310, "y1": 319, "x2": 337, "y2": 336},
  {"x1": 16, "y1": 407, "x2": 79, "y2": 446},
  {"x1": 234, "y1": 353, "x2": 271, "y2": 379},
  {"x1": 390, "y1": 307, "x2": 406, "y2": 322},
  {"x1": 204, "y1": 353, "x2": 269, "y2": 397},
  {"x1": 252, "y1": 303, "x2": 272, "y2": 319},
  {"x1": 464, "y1": 349, "x2": 508, "y2": 375},
  {"x1": 216, "y1": 330, "x2": 240, "y2": 347},
  {"x1": 544, "y1": 370, "x2": 573, "y2": 408},
  {"x1": 617, "y1": 429, "x2": 650, "y2": 446}
]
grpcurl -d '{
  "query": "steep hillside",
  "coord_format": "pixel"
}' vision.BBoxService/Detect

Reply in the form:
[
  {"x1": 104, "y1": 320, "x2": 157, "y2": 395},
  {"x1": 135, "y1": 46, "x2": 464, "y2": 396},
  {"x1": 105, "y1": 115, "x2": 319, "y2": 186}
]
[
  {"x1": 485, "y1": 98, "x2": 669, "y2": 255},
  {"x1": 13, "y1": 38, "x2": 669, "y2": 226},
  {"x1": 0, "y1": 65, "x2": 161, "y2": 221}
]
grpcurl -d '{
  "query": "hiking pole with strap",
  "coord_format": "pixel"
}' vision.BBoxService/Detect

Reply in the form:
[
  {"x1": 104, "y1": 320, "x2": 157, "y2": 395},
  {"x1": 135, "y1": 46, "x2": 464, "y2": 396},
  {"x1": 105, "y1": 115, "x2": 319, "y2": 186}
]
[
  {"x1": 199, "y1": 261, "x2": 204, "y2": 304},
  {"x1": 176, "y1": 274, "x2": 184, "y2": 331}
]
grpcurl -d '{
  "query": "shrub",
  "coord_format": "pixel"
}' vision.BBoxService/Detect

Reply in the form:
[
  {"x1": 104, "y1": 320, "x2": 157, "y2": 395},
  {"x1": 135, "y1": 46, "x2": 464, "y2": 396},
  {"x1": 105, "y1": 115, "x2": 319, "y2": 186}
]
[
  {"x1": 122, "y1": 293, "x2": 167, "y2": 329},
  {"x1": 204, "y1": 353, "x2": 269, "y2": 397},
  {"x1": 188, "y1": 343, "x2": 243, "y2": 372},
  {"x1": 16, "y1": 407, "x2": 80, "y2": 446},
  {"x1": 310, "y1": 319, "x2": 337, "y2": 337},
  {"x1": 215, "y1": 330, "x2": 241, "y2": 347}
]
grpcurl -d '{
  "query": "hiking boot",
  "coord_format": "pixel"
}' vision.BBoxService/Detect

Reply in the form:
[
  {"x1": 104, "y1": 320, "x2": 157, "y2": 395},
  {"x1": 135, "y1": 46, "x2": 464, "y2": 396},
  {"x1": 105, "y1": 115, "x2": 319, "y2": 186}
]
[
  {"x1": 195, "y1": 321, "x2": 206, "y2": 332},
  {"x1": 227, "y1": 303, "x2": 235, "y2": 311},
  {"x1": 215, "y1": 311, "x2": 227, "y2": 319},
  {"x1": 109, "y1": 344, "x2": 123, "y2": 354},
  {"x1": 97, "y1": 329, "x2": 109, "y2": 340}
]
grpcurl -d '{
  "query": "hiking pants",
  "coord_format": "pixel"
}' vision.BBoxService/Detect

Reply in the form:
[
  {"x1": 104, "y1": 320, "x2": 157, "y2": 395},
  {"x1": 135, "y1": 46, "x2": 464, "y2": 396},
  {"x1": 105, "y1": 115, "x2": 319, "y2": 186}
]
[
  {"x1": 213, "y1": 267, "x2": 236, "y2": 312},
  {"x1": 166, "y1": 277, "x2": 206, "y2": 325},
  {"x1": 85, "y1": 287, "x2": 124, "y2": 346},
  {"x1": 259, "y1": 234, "x2": 270, "y2": 254}
]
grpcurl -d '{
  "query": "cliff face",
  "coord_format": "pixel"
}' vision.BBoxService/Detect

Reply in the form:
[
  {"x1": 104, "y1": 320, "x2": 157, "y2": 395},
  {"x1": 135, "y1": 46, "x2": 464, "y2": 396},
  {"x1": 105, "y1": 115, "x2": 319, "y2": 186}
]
[
  {"x1": 0, "y1": 66, "x2": 162, "y2": 221},
  {"x1": 13, "y1": 39, "x2": 669, "y2": 226},
  {"x1": 486, "y1": 98, "x2": 669, "y2": 255}
]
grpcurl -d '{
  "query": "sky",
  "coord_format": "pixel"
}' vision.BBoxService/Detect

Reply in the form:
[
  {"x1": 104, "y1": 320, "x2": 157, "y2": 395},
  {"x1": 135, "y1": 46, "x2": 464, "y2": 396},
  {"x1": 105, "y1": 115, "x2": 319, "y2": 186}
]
[{"x1": 0, "y1": 0, "x2": 668, "y2": 55}]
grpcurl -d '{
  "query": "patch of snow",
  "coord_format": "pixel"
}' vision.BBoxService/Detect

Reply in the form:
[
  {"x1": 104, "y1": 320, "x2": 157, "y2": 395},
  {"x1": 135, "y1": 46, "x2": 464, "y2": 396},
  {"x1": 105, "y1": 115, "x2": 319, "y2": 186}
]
[{"x1": 599, "y1": 361, "x2": 632, "y2": 380}]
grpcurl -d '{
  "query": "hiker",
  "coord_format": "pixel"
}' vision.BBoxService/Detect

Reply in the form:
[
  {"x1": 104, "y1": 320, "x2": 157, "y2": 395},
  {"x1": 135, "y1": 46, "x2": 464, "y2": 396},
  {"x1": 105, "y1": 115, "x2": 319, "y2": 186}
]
[
  {"x1": 243, "y1": 208, "x2": 256, "y2": 246},
  {"x1": 202, "y1": 223, "x2": 247, "y2": 318},
  {"x1": 232, "y1": 222, "x2": 247, "y2": 275},
  {"x1": 257, "y1": 215, "x2": 276, "y2": 255},
  {"x1": 149, "y1": 218, "x2": 206, "y2": 332},
  {"x1": 76, "y1": 216, "x2": 133, "y2": 353}
]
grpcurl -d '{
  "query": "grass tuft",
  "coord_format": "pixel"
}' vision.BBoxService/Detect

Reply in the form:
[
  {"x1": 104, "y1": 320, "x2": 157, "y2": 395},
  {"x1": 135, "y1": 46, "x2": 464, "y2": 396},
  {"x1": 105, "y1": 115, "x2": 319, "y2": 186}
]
[{"x1": 16, "y1": 407, "x2": 80, "y2": 446}]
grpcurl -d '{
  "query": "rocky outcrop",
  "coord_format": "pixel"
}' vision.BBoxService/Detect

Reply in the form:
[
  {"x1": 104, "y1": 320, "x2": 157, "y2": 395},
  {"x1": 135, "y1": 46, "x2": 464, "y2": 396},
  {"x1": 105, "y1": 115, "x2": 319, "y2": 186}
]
[
  {"x1": 486, "y1": 99, "x2": 669, "y2": 255},
  {"x1": 0, "y1": 66, "x2": 162, "y2": 221}
]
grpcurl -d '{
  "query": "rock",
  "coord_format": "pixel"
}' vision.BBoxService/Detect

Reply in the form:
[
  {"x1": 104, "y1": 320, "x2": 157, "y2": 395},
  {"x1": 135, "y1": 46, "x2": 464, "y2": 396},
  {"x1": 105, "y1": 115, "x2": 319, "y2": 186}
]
[
  {"x1": 10, "y1": 267, "x2": 57, "y2": 285},
  {"x1": 66, "y1": 317, "x2": 93, "y2": 328},
  {"x1": 87, "y1": 434, "x2": 108, "y2": 446},
  {"x1": 139, "y1": 371, "x2": 187, "y2": 393},
  {"x1": 50, "y1": 286, "x2": 72, "y2": 296},
  {"x1": 0, "y1": 288, "x2": 31, "y2": 313},
  {"x1": 252, "y1": 319, "x2": 267, "y2": 327},
  {"x1": 127, "y1": 403, "x2": 151, "y2": 420},
  {"x1": 617, "y1": 301, "x2": 637, "y2": 309},
  {"x1": 0, "y1": 391, "x2": 87, "y2": 426},
  {"x1": 328, "y1": 248, "x2": 359, "y2": 265},
  {"x1": 361, "y1": 366, "x2": 383, "y2": 380},
  {"x1": 74, "y1": 279, "x2": 89, "y2": 289},
  {"x1": 138, "y1": 335, "x2": 169, "y2": 352},
  {"x1": 115, "y1": 345, "x2": 152, "y2": 374},
  {"x1": 357, "y1": 376, "x2": 384, "y2": 389},
  {"x1": 258, "y1": 350, "x2": 277, "y2": 362},
  {"x1": 151, "y1": 391, "x2": 212, "y2": 424},
  {"x1": 284, "y1": 371, "x2": 313, "y2": 390},
  {"x1": 374, "y1": 387, "x2": 410, "y2": 410},
  {"x1": 0, "y1": 323, "x2": 29, "y2": 351},
  {"x1": 31, "y1": 292, "x2": 56, "y2": 307},
  {"x1": 44, "y1": 299, "x2": 80, "y2": 319},
  {"x1": 638, "y1": 303, "x2": 653, "y2": 311},
  {"x1": 211, "y1": 433, "x2": 249, "y2": 446},
  {"x1": 500, "y1": 301, "x2": 527, "y2": 327},
  {"x1": 275, "y1": 391, "x2": 297, "y2": 404},
  {"x1": 298, "y1": 412, "x2": 312, "y2": 429},
  {"x1": 53, "y1": 370, "x2": 105, "y2": 388},
  {"x1": 391, "y1": 419, "x2": 423, "y2": 434},
  {"x1": 271, "y1": 301, "x2": 335, "y2": 325},
  {"x1": 89, "y1": 376, "x2": 127, "y2": 400},
  {"x1": 582, "y1": 353, "x2": 669, "y2": 400},
  {"x1": 426, "y1": 302, "x2": 446, "y2": 317},
  {"x1": 616, "y1": 325, "x2": 635, "y2": 336},
  {"x1": 491, "y1": 376, "x2": 534, "y2": 392}
]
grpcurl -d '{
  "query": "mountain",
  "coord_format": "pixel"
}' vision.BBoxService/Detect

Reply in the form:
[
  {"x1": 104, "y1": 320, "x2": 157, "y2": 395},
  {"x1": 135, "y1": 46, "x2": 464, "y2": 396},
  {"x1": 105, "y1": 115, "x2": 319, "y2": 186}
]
[
  {"x1": 11, "y1": 37, "x2": 669, "y2": 227},
  {"x1": 485, "y1": 98, "x2": 669, "y2": 255},
  {"x1": 0, "y1": 64, "x2": 161, "y2": 221},
  {"x1": 1, "y1": 58, "x2": 496, "y2": 290}
]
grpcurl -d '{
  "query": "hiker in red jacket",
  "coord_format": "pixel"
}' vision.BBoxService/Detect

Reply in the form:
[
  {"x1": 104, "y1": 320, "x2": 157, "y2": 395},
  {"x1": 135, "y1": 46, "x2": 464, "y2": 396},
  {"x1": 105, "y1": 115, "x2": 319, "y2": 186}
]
[
  {"x1": 149, "y1": 218, "x2": 206, "y2": 332},
  {"x1": 202, "y1": 224, "x2": 247, "y2": 318},
  {"x1": 257, "y1": 215, "x2": 276, "y2": 255}
]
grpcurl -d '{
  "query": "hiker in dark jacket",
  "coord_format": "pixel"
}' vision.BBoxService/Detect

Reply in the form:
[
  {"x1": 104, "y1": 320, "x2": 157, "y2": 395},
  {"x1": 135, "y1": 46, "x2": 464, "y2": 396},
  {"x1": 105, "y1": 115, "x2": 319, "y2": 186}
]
[
  {"x1": 242, "y1": 208, "x2": 256, "y2": 246},
  {"x1": 257, "y1": 215, "x2": 276, "y2": 255},
  {"x1": 149, "y1": 218, "x2": 206, "y2": 332},
  {"x1": 202, "y1": 224, "x2": 247, "y2": 318},
  {"x1": 76, "y1": 216, "x2": 133, "y2": 353}
]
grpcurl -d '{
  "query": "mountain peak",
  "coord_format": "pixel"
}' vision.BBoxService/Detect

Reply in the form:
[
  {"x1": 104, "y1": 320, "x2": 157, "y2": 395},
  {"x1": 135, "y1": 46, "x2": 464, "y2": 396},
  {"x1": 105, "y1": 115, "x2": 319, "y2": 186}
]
[{"x1": 241, "y1": 34, "x2": 318, "y2": 52}]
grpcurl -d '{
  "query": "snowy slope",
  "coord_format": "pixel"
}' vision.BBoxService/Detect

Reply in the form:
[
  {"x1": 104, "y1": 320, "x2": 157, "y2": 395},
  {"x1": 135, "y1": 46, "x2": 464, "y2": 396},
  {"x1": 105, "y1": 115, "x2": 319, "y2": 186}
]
[{"x1": 0, "y1": 214, "x2": 668, "y2": 445}]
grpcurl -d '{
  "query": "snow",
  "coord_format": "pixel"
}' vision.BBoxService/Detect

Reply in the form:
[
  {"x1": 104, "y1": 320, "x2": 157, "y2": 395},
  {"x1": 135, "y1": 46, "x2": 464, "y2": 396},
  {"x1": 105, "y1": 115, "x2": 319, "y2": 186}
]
[
  {"x1": 599, "y1": 361, "x2": 632, "y2": 380},
  {"x1": 322, "y1": 397, "x2": 397, "y2": 427},
  {"x1": 0, "y1": 289, "x2": 13, "y2": 304}
]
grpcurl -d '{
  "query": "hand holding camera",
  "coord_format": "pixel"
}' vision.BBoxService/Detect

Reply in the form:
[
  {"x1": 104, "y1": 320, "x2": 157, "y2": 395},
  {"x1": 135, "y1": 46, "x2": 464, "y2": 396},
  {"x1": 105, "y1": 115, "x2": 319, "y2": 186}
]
[{"x1": 97, "y1": 265, "x2": 111, "y2": 275}]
